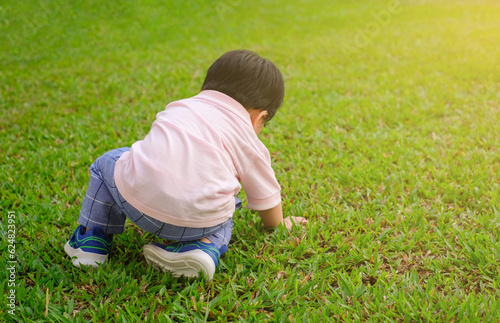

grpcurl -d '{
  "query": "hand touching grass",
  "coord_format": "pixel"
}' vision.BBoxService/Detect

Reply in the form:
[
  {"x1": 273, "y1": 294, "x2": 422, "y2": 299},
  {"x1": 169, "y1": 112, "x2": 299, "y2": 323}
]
[{"x1": 283, "y1": 216, "x2": 307, "y2": 230}]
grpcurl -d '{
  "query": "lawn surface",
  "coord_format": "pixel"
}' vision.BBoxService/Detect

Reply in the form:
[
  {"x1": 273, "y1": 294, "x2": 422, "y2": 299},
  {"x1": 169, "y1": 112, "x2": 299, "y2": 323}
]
[{"x1": 1, "y1": 0, "x2": 500, "y2": 321}]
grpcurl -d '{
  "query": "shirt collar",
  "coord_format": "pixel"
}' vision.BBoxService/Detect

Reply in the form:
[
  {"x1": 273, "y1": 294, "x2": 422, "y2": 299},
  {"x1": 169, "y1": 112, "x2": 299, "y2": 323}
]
[{"x1": 195, "y1": 90, "x2": 252, "y2": 126}]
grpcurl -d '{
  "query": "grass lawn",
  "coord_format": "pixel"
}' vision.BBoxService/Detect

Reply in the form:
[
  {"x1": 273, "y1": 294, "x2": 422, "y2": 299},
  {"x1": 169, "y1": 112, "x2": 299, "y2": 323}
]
[{"x1": 1, "y1": 0, "x2": 500, "y2": 321}]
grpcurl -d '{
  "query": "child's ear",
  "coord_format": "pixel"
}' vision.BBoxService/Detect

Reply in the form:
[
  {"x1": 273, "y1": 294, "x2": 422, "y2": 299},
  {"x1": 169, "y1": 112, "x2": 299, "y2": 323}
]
[
  {"x1": 249, "y1": 109, "x2": 268, "y2": 134},
  {"x1": 251, "y1": 110, "x2": 268, "y2": 125}
]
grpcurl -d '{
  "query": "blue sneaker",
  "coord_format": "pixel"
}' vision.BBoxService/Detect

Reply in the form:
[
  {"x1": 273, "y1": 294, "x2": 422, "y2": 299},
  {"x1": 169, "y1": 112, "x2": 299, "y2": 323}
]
[
  {"x1": 64, "y1": 225, "x2": 112, "y2": 268},
  {"x1": 143, "y1": 241, "x2": 222, "y2": 280}
]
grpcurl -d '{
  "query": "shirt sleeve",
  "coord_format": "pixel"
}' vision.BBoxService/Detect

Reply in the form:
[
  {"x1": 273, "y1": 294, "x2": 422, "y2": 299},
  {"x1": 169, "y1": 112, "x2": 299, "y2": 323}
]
[{"x1": 238, "y1": 146, "x2": 281, "y2": 210}]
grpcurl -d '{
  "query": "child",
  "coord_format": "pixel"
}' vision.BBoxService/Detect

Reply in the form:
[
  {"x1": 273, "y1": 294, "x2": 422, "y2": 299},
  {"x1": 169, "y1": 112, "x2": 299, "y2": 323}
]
[{"x1": 64, "y1": 50, "x2": 307, "y2": 280}]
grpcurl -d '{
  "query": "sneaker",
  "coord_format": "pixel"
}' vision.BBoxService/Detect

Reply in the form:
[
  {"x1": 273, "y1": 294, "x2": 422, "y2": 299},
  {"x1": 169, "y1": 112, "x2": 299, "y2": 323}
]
[
  {"x1": 143, "y1": 241, "x2": 222, "y2": 280},
  {"x1": 64, "y1": 225, "x2": 112, "y2": 268}
]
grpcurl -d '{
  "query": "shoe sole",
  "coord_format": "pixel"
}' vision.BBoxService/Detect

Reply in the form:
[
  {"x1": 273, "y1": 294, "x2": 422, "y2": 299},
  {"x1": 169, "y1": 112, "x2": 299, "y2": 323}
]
[
  {"x1": 143, "y1": 244, "x2": 215, "y2": 280},
  {"x1": 64, "y1": 242, "x2": 108, "y2": 268}
]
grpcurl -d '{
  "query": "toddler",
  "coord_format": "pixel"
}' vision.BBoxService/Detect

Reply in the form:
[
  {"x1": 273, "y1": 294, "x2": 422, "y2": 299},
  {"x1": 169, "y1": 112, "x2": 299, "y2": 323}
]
[{"x1": 64, "y1": 50, "x2": 306, "y2": 280}]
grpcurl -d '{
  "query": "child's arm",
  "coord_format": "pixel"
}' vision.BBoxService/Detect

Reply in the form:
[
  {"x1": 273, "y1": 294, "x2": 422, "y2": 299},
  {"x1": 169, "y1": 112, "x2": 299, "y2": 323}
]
[
  {"x1": 258, "y1": 203, "x2": 284, "y2": 228},
  {"x1": 258, "y1": 203, "x2": 307, "y2": 230}
]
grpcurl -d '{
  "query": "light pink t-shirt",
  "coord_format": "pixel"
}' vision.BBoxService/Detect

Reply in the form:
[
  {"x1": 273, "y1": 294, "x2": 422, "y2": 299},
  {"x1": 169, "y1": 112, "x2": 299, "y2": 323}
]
[{"x1": 114, "y1": 90, "x2": 281, "y2": 228}]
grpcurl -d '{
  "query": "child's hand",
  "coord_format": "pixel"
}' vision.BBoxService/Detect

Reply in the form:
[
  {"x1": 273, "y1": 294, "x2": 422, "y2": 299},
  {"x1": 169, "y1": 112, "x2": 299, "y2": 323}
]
[{"x1": 283, "y1": 216, "x2": 308, "y2": 230}]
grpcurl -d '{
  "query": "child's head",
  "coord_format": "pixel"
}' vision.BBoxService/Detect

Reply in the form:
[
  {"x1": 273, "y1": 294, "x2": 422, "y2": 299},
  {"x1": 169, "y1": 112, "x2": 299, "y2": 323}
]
[{"x1": 201, "y1": 50, "x2": 285, "y2": 123}]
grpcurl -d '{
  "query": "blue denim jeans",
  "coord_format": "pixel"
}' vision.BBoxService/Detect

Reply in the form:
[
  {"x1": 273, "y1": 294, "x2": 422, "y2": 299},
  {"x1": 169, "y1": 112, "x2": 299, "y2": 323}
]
[{"x1": 77, "y1": 147, "x2": 241, "y2": 252}]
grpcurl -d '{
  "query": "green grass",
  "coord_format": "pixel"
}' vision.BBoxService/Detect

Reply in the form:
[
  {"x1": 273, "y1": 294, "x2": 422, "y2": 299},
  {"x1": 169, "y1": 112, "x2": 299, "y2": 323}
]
[{"x1": 1, "y1": 0, "x2": 500, "y2": 321}]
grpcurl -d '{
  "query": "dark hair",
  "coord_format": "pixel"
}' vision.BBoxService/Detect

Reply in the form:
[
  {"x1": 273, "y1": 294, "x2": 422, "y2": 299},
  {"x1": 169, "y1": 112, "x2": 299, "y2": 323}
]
[{"x1": 201, "y1": 50, "x2": 285, "y2": 122}]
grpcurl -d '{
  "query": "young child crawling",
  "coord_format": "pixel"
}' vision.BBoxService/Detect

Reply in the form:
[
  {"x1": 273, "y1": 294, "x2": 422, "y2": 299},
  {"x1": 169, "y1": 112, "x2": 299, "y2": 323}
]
[{"x1": 64, "y1": 50, "x2": 307, "y2": 280}]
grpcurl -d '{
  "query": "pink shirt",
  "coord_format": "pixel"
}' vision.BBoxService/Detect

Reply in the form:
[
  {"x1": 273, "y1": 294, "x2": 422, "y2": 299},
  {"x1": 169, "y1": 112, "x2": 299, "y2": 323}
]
[{"x1": 114, "y1": 90, "x2": 281, "y2": 228}]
